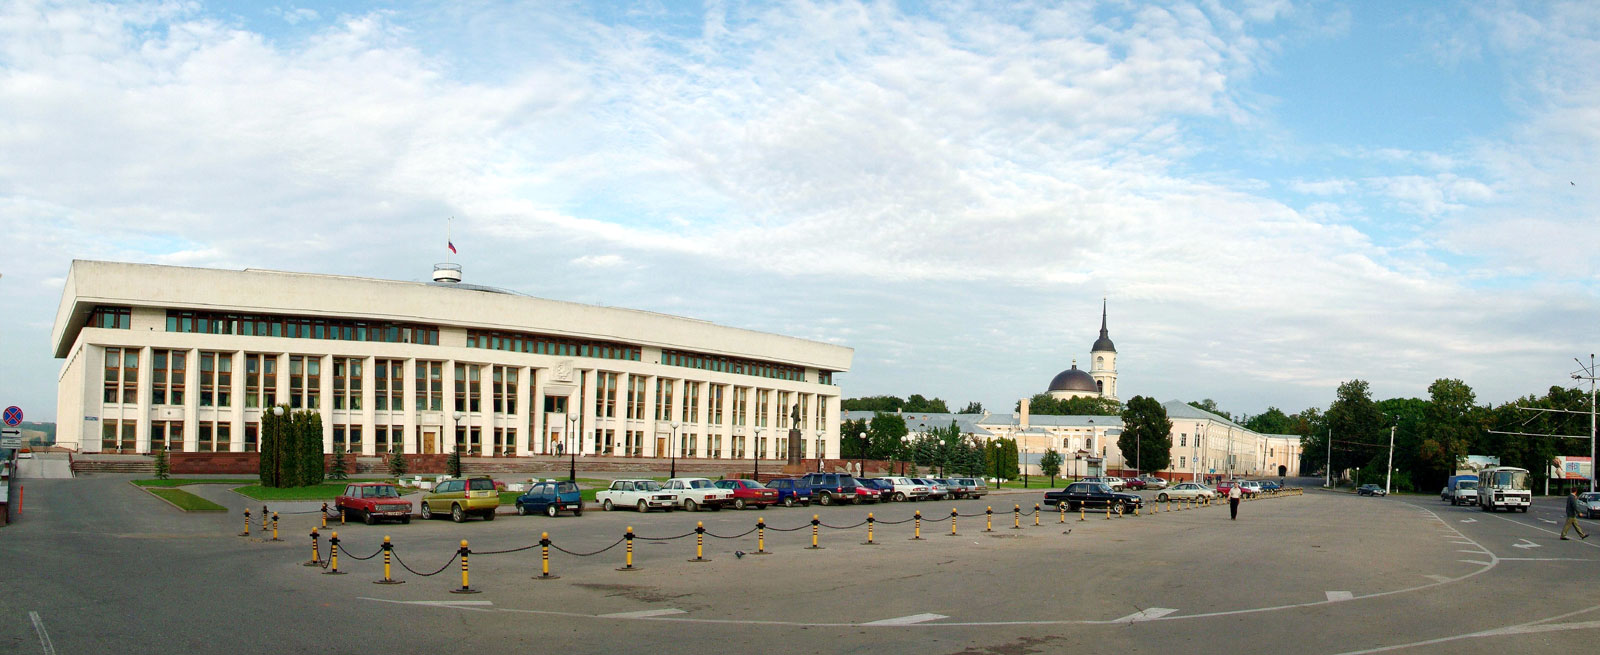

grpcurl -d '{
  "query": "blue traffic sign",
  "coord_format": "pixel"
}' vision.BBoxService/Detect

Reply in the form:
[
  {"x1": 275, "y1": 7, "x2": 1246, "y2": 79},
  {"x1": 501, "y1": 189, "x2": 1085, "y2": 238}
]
[{"x1": 2, "y1": 406, "x2": 22, "y2": 427}]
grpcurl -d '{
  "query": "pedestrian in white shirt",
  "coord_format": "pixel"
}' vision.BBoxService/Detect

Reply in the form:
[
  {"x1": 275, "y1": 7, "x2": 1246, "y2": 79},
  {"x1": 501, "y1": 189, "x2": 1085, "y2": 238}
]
[{"x1": 1228, "y1": 483, "x2": 1242, "y2": 520}]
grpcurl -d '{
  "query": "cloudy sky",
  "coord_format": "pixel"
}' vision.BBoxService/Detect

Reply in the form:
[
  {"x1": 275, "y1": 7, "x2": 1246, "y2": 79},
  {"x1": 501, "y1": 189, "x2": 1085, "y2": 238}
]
[{"x1": 3, "y1": 0, "x2": 1598, "y2": 423}]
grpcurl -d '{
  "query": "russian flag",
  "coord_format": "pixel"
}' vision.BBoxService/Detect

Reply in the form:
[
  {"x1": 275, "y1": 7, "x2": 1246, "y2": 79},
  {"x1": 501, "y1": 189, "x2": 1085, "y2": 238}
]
[{"x1": 448, "y1": 241, "x2": 457, "y2": 254}]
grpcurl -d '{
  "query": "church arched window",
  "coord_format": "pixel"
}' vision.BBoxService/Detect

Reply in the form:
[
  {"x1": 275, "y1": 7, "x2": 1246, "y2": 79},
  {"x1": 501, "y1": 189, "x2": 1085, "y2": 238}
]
[
  {"x1": 1062, "y1": 438, "x2": 1070, "y2": 449},
  {"x1": 1096, "y1": 356, "x2": 1103, "y2": 367},
  {"x1": 1096, "y1": 380, "x2": 1104, "y2": 393}
]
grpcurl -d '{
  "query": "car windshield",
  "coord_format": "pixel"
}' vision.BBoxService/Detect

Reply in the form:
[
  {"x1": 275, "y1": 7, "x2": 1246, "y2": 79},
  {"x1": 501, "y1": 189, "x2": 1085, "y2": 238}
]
[
  {"x1": 638, "y1": 481, "x2": 662, "y2": 491},
  {"x1": 1458, "y1": 481, "x2": 1477, "y2": 490},
  {"x1": 688, "y1": 480, "x2": 714, "y2": 489},
  {"x1": 1095, "y1": 484, "x2": 1112, "y2": 493},
  {"x1": 1581, "y1": 493, "x2": 1600, "y2": 502},
  {"x1": 363, "y1": 486, "x2": 399, "y2": 498}
]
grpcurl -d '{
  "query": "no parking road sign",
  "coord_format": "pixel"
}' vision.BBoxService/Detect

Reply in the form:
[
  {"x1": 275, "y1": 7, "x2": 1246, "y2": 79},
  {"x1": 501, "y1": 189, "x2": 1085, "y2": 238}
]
[{"x1": 2, "y1": 406, "x2": 21, "y2": 427}]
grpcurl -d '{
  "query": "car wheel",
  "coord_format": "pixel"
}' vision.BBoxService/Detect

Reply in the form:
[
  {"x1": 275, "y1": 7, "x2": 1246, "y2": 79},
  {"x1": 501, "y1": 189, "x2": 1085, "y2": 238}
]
[
  {"x1": 451, "y1": 504, "x2": 465, "y2": 523},
  {"x1": 516, "y1": 502, "x2": 527, "y2": 516},
  {"x1": 818, "y1": 492, "x2": 833, "y2": 506},
  {"x1": 685, "y1": 499, "x2": 698, "y2": 512},
  {"x1": 894, "y1": 492, "x2": 906, "y2": 502},
  {"x1": 401, "y1": 516, "x2": 411, "y2": 524},
  {"x1": 602, "y1": 499, "x2": 614, "y2": 511},
  {"x1": 637, "y1": 500, "x2": 649, "y2": 513},
  {"x1": 784, "y1": 496, "x2": 795, "y2": 508},
  {"x1": 546, "y1": 504, "x2": 558, "y2": 518},
  {"x1": 364, "y1": 511, "x2": 376, "y2": 525},
  {"x1": 574, "y1": 509, "x2": 582, "y2": 517},
  {"x1": 484, "y1": 511, "x2": 496, "y2": 521},
  {"x1": 1520, "y1": 506, "x2": 1528, "y2": 513},
  {"x1": 735, "y1": 499, "x2": 747, "y2": 511},
  {"x1": 1158, "y1": 493, "x2": 1169, "y2": 502},
  {"x1": 420, "y1": 503, "x2": 432, "y2": 520}
]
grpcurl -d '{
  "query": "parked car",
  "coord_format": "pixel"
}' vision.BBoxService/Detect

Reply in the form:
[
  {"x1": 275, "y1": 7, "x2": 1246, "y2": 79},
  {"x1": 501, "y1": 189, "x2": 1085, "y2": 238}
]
[
  {"x1": 1239, "y1": 481, "x2": 1263, "y2": 497},
  {"x1": 912, "y1": 478, "x2": 948, "y2": 501},
  {"x1": 878, "y1": 477, "x2": 930, "y2": 502},
  {"x1": 1044, "y1": 482, "x2": 1144, "y2": 514},
  {"x1": 1137, "y1": 475, "x2": 1169, "y2": 490},
  {"x1": 797, "y1": 473, "x2": 860, "y2": 506},
  {"x1": 1215, "y1": 479, "x2": 1241, "y2": 498},
  {"x1": 595, "y1": 479, "x2": 675, "y2": 512},
  {"x1": 1258, "y1": 480, "x2": 1281, "y2": 492},
  {"x1": 661, "y1": 477, "x2": 734, "y2": 511},
  {"x1": 854, "y1": 483, "x2": 883, "y2": 504},
  {"x1": 335, "y1": 482, "x2": 413, "y2": 525},
  {"x1": 420, "y1": 476, "x2": 500, "y2": 522},
  {"x1": 1579, "y1": 492, "x2": 1600, "y2": 519},
  {"x1": 1082, "y1": 476, "x2": 1125, "y2": 491},
  {"x1": 856, "y1": 478, "x2": 896, "y2": 502},
  {"x1": 516, "y1": 480, "x2": 584, "y2": 517},
  {"x1": 1122, "y1": 477, "x2": 1147, "y2": 490},
  {"x1": 764, "y1": 478, "x2": 813, "y2": 507},
  {"x1": 947, "y1": 477, "x2": 988, "y2": 499},
  {"x1": 1357, "y1": 484, "x2": 1387, "y2": 497},
  {"x1": 1155, "y1": 482, "x2": 1215, "y2": 502},
  {"x1": 713, "y1": 479, "x2": 780, "y2": 510}
]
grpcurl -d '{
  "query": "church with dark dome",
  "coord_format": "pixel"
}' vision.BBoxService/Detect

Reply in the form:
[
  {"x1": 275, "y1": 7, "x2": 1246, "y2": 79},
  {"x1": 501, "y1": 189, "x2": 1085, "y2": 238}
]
[{"x1": 1046, "y1": 300, "x2": 1118, "y2": 402}]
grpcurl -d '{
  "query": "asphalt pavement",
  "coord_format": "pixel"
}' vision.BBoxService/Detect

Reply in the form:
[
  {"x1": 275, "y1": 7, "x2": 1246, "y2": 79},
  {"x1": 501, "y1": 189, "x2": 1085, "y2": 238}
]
[{"x1": 5, "y1": 476, "x2": 1600, "y2": 654}]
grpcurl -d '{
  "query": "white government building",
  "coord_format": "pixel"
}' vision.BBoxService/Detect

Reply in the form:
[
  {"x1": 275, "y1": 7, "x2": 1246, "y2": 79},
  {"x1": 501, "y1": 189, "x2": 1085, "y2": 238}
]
[
  {"x1": 843, "y1": 304, "x2": 1302, "y2": 480},
  {"x1": 51, "y1": 260, "x2": 853, "y2": 461}
]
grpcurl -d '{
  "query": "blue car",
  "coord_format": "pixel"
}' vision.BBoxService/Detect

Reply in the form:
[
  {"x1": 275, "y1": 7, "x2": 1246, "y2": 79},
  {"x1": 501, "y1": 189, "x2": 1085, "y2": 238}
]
[
  {"x1": 516, "y1": 480, "x2": 584, "y2": 517},
  {"x1": 763, "y1": 478, "x2": 813, "y2": 507},
  {"x1": 1259, "y1": 480, "x2": 1282, "y2": 492}
]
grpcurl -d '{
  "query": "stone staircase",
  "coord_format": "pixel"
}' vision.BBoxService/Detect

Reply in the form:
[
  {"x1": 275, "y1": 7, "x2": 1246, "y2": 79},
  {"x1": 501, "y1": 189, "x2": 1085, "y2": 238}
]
[{"x1": 70, "y1": 455, "x2": 155, "y2": 475}]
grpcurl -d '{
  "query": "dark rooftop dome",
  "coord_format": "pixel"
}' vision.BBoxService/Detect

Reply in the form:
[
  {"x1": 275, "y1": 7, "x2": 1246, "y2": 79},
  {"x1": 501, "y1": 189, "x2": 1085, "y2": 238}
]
[{"x1": 1048, "y1": 364, "x2": 1099, "y2": 393}]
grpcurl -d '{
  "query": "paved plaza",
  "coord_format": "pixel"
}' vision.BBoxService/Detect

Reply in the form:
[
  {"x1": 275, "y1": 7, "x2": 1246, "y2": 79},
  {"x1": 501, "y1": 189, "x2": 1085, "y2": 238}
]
[{"x1": 5, "y1": 476, "x2": 1600, "y2": 654}]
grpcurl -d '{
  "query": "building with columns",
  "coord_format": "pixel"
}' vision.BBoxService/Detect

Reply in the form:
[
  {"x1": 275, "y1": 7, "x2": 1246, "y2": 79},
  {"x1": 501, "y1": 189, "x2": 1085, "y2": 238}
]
[{"x1": 51, "y1": 260, "x2": 852, "y2": 461}]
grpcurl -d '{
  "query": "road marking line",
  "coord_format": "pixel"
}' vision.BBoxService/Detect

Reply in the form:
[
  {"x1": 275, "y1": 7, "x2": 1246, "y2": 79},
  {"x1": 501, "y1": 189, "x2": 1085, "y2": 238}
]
[
  {"x1": 1423, "y1": 575, "x2": 1451, "y2": 583},
  {"x1": 1457, "y1": 559, "x2": 1491, "y2": 565},
  {"x1": 29, "y1": 612, "x2": 55, "y2": 655},
  {"x1": 1455, "y1": 549, "x2": 1485, "y2": 554},
  {"x1": 600, "y1": 609, "x2": 686, "y2": 619},
  {"x1": 1326, "y1": 591, "x2": 1353, "y2": 601},
  {"x1": 1477, "y1": 511, "x2": 1600, "y2": 549},
  {"x1": 1513, "y1": 539, "x2": 1541, "y2": 550},
  {"x1": 1334, "y1": 604, "x2": 1600, "y2": 654},
  {"x1": 356, "y1": 597, "x2": 497, "y2": 611},
  {"x1": 1459, "y1": 518, "x2": 1477, "y2": 523},
  {"x1": 864, "y1": 613, "x2": 948, "y2": 626},
  {"x1": 1449, "y1": 540, "x2": 1475, "y2": 545},
  {"x1": 1499, "y1": 557, "x2": 1600, "y2": 562},
  {"x1": 1113, "y1": 608, "x2": 1178, "y2": 622}
]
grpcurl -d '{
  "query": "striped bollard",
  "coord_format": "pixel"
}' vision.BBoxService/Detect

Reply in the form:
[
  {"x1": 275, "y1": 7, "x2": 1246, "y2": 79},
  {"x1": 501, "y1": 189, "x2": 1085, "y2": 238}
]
[
  {"x1": 304, "y1": 528, "x2": 321, "y2": 566},
  {"x1": 617, "y1": 527, "x2": 639, "y2": 571},
  {"x1": 537, "y1": 532, "x2": 559, "y2": 578},
  {"x1": 374, "y1": 536, "x2": 403, "y2": 584},
  {"x1": 985, "y1": 506, "x2": 993, "y2": 533},
  {"x1": 689, "y1": 523, "x2": 710, "y2": 562},
  {"x1": 948, "y1": 509, "x2": 959, "y2": 536},
  {"x1": 323, "y1": 532, "x2": 344, "y2": 575},
  {"x1": 240, "y1": 509, "x2": 251, "y2": 537},
  {"x1": 451, "y1": 540, "x2": 479, "y2": 593},
  {"x1": 862, "y1": 513, "x2": 877, "y2": 545},
  {"x1": 808, "y1": 515, "x2": 824, "y2": 549},
  {"x1": 754, "y1": 518, "x2": 770, "y2": 555},
  {"x1": 910, "y1": 511, "x2": 923, "y2": 540}
]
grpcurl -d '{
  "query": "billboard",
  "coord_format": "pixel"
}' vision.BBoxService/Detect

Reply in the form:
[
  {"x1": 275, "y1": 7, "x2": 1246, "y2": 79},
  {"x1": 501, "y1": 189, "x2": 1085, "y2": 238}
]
[{"x1": 1550, "y1": 456, "x2": 1592, "y2": 481}]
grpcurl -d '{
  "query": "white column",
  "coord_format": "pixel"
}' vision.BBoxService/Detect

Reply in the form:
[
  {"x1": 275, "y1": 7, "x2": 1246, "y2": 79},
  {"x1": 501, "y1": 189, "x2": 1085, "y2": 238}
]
[
  {"x1": 515, "y1": 366, "x2": 532, "y2": 456},
  {"x1": 180, "y1": 348, "x2": 199, "y2": 453},
  {"x1": 531, "y1": 366, "x2": 546, "y2": 455},
  {"x1": 581, "y1": 369, "x2": 598, "y2": 454},
  {"x1": 318, "y1": 354, "x2": 333, "y2": 453},
  {"x1": 642, "y1": 375, "x2": 658, "y2": 457},
  {"x1": 361, "y1": 355, "x2": 377, "y2": 456},
  {"x1": 444, "y1": 359, "x2": 459, "y2": 452},
  {"x1": 136, "y1": 346, "x2": 153, "y2": 453},
  {"x1": 476, "y1": 364, "x2": 491, "y2": 456},
  {"x1": 230, "y1": 350, "x2": 247, "y2": 452},
  {"x1": 401, "y1": 358, "x2": 418, "y2": 454}
]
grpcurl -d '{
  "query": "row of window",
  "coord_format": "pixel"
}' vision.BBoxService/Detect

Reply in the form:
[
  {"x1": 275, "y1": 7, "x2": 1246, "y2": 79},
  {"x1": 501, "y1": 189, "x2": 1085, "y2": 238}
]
[
  {"x1": 165, "y1": 310, "x2": 440, "y2": 345},
  {"x1": 465, "y1": 329, "x2": 642, "y2": 362},
  {"x1": 89, "y1": 306, "x2": 131, "y2": 329},
  {"x1": 659, "y1": 349, "x2": 807, "y2": 382}
]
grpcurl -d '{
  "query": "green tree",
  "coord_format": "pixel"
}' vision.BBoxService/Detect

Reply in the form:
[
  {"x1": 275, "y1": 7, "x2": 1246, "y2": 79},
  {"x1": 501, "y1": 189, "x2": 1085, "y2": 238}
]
[
  {"x1": 957, "y1": 401, "x2": 985, "y2": 414},
  {"x1": 294, "y1": 410, "x2": 325, "y2": 487},
  {"x1": 842, "y1": 396, "x2": 904, "y2": 412},
  {"x1": 867, "y1": 413, "x2": 909, "y2": 461},
  {"x1": 330, "y1": 446, "x2": 348, "y2": 481},
  {"x1": 1020, "y1": 394, "x2": 1121, "y2": 416},
  {"x1": 387, "y1": 448, "x2": 409, "y2": 477},
  {"x1": 447, "y1": 446, "x2": 463, "y2": 479},
  {"x1": 153, "y1": 446, "x2": 170, "y2": 480},
  {"x1": 839, "y1": 418, "x2": 869, "y2": 458},
  {"x1": 1245, "y1": 407, "x2": 1294, "y2": 435},
  {"x1": 903, "y1": 394, "x2": 950, "y2": 413},
  {"x1": 1417, "y1": 379, "x2": 1480, "y2": 489},
  {"x1": 1188, "y1": 399, "x2": 1232, "y2": 421},
  {"x1": 1039, "y1": 449, "x2": 1063, "y2": 486},
  {"x1": 258, "y1": 405, "x2": 292, "y2": 487},
  {"x1": 1325, "y1": 380, "x2": 1385, "y2": 478},
  {"x1": 1119, "y1": 396, "x2": 1173, "y2": 474}
]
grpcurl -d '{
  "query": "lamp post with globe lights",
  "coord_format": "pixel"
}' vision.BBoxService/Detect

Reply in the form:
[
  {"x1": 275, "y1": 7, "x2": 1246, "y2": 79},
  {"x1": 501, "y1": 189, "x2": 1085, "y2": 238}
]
[{"x1": 669, "y1": 422, "x2": 681, "y2": 478}]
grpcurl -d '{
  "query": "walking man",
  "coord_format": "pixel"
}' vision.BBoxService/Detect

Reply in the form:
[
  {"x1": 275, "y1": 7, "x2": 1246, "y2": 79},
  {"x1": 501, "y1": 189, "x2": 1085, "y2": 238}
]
[
  {"x1": 1561, "y1": 487, "x2": 1589, "y2": 541},
  {"x1": 1228, "y1": 482, "x2": 1242, "y2": 520}
]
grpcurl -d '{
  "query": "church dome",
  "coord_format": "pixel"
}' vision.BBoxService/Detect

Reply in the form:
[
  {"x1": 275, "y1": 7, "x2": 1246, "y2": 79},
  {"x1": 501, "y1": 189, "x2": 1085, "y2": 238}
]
[{"x1": 1048, "y1": 364, "x2": 1099, "y2": 393}]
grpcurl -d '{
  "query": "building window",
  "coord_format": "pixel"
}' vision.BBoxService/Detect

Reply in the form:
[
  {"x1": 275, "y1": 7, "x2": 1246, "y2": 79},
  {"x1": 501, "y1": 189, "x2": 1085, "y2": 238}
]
[
  {"x1": 289, "y1": 355, "x2": 320, "y2": 409},
  {"x1": 777, "y1": 392, "x2": 791, "y2": 429},
  {"x1": 330, "y1": 357, "x2": 362, "y2": 411},
  {"x1": 798, "y1": 394, "x2": 808, "y2": 430},
  {"x1": 626, "y1": 376, "x2": 645, "y2": 420},
  {"x1": 198, "y1": 352, "x2": 235, "y2": 407},
  {"x1": 492, "y1": 366, "x2": 518, "y2": 414},
  {"x1": 333, "y1": 425, "x2": 347, "y2": 453},
  {"x1": 756, "y1": 389, "x2": 769, "y2": 427},
  {"x1": 597, "y1": 372, "x2": 617, "y2": 418},
  {"x1": 151, "y1": 349, "x2": 186, "y2": 406},
  {"x1": 734, "y1": 387, "x2": 749, "y2": 426},
  {"x1": 197, "y1": 421, "x2": 230, "y2": 452},
  {"x1": 682, "y1": 381, "x2": 699, "y2": 424},
  {"x1": 1180, "y1": 434, "x2": 1186, "y2": 447},
  {"x1": 655, "y1": 379, "x2": 674, "y2": 421},
  {"x1": 454, "y1": 363, "x2": 482, "y2": 413},
  {"x1": 819, "y1": 371, "x2": 833, "y2": 385},
  {"x1": 102, "y1": 419, "x2": 137, "y2": 452},
  {"x1": 245, "y1": 423, "x2": 259, "y2": 451},
  {"x1": 709, "y1": 385, "x2": 725, "y2": 425},
  {"x1": 103, "y1": 347, "x2": 140, "y2": 405},
  {"x1": 151, "y1": 420, "x2": 182, "y2": 451},
  {"x1": 165, "y1": 309, "x2": 437, "y2": 345},
  {"x1": 659, "y1": 349, "x2": 805, "y2": 382},
  {"x1": 465, "y1": 329, "x2": 641, "y2": 361},
  {"x1": 1180, "y1": 456, "x2": 1187, "y2": 468},
  {"x1": 88, "y1": 305, "x2": 132, "y2": 329},
  {"x1": 416, "y1": 361, "x2": 443, "y2": 411}
]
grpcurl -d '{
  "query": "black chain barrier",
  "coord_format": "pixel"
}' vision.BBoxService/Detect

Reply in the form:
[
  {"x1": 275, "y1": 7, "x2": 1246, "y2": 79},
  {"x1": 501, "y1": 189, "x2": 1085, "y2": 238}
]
[
  {"x1": 762, "y1": 522, "x2": 811, "y2": 532},
  {"x1": 393, "y1": 550, "x2": 459, "y2": 577},
  {"x1": 818, "y1": 519, "x2": 869, "y2": 530},
  {"x1": 339, "y1": 545, "x2": 383, "y2": 561},
  {"x1": 703, "y1": 527, "x2": 758, "y2": 540},
  {"x1": 473, "y1": 544, "x2": 538, "y2": 556},
  {"x1": 549, "y1": 536, "x2": 627, "y2": 557},
  {"x1": 874, "y1": 516, "x2": 916, "y2": 525},
  {"x1": 637, "y1": 530, "x2": 699, "y2": 541}
]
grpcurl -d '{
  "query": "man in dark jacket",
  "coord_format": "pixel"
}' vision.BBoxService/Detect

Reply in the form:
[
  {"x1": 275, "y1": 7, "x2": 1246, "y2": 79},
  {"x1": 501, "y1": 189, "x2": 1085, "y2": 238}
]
[{"x1": 1561, "y1": 487, "x2": 1589, "y2": 540}]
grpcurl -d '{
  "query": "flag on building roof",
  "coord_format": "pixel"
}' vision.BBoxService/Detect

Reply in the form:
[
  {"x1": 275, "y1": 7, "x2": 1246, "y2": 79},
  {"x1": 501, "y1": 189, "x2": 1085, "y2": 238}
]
[{"x1": 448, "y1": 241, "x2": 457, "y2": 254}]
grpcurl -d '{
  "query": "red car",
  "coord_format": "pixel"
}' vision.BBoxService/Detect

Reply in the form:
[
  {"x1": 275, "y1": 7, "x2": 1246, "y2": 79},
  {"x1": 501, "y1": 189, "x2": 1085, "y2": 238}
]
[
  {"x1": 853, "y1": 483, "x2": 882, "y2": 504},
  {"x1": 1122, "y1": 477, "x2": 1147, "y2": 490},
  {"x1": 712, "y1": 479, "x2": 780, "y2": 510},
  {"x1": 335, "y1": 483, "x2": 414, "y2": 525},
  {"x1": 1216, "y1": 480, "x2": 1253, "y2": 498}
]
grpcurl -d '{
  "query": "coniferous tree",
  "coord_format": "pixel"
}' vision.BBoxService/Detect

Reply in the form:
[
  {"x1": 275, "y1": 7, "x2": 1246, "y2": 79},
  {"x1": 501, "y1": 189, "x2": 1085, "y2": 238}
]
[
  {"x1": 259, "y1": 405, "x2": 293, "y2": 487},
  {"x1": 153, "y1": 446, "x2": 170, "y2": 480},
  {"x1": 387, "y1": 449, "x2": 409, "y2": 477},
  {"x1": 447, "y1": 446, "x2": 463, "y2": 478},
  {"x1": 296, "y1": 411, "x2": 325, "y2": 487},
  {"x1": 330, "y1": 446, "x2": 348, "y2": 480}
]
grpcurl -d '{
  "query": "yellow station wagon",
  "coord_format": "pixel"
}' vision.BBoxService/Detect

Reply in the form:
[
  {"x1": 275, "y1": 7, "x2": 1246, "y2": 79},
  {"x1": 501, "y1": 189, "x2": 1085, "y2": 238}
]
[{"x1": 420, "y1": 477, "x2": 500, "y2": 522}]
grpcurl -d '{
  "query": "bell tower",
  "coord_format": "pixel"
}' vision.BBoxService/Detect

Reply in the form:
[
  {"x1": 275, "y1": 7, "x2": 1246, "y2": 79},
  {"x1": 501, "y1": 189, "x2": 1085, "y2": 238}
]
[{"x1": 1089, "y1": 299, "x2": 1118, "y2": 401}]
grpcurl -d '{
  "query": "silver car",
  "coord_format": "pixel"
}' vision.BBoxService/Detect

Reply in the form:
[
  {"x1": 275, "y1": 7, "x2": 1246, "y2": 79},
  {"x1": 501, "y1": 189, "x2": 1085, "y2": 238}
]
[{"x1": 913, "y1": 478, "x2": 949, "y2": 500}]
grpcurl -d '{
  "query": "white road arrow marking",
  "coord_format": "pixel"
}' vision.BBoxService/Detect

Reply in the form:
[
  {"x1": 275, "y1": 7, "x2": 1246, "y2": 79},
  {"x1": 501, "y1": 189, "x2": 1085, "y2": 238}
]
[
  {"x1": 1113, "y1": 608, "x2": 1177, "y2": 623},
  {"x1": 1539, "y1": 519, "x2": 1557, "y2": 524},
  {"x1": 1513, "y1": 539, "x2": 1542, "y2": 550},
  {"x1": 864, "y1": 613, "x2": 948, "y2": 626},
  {"x1": 599, "y1": 609, "x2": 686, "y2": 619},
  {"x1": 1459, "y1": 518, "x2": 1477, "y2": 523},
  {"x1": 1326, "y1": 591, "x2": 1353, "y2": 601}
]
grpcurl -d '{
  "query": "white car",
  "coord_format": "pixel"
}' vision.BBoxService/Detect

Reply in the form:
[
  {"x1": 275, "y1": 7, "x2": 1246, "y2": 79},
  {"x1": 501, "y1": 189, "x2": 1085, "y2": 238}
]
[
  {"x1": 1156, "y1": 482, "x2": 1216, "y2": 502},
  {"x1": 661, "y1": 477, "x2": 734, "y2": 511},
  {"x1": 1240, "y1": 481, "x2": 1264, "y2": 497},
  {"x1": 595, "y1": 479, "x2": 676, "y2": 512},
  {"x1": 1084, "y1": 476, "x2": 1125, "y2": 491},
  {"x1": 1137, "y1": 475, "x2": 1169, "y2": 490},
  {"x1": 911, "y1": 478, "x2": 948, "y2": 500},
  {"x1": 879, "y1": 477, "x2": 931, "y2": 502}
]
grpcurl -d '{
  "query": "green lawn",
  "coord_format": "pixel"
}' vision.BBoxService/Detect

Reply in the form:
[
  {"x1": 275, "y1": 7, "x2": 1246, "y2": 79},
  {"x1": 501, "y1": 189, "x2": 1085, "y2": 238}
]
[
  {"x1": 232, "y1": 483, "x2": 352, "y2": 501},
  {"x1": 146, "y1": 488, "x2": 228, "y2": 511},
  {"x1": 133, "y1": 478, "x2": 258, "y2": 487}
]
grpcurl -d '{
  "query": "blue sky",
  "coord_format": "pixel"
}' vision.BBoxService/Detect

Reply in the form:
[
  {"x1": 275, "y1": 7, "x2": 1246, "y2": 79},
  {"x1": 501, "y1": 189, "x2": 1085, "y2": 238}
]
[{"x1": 3, "y1": 0, "x2": 1599, "y2": 423}]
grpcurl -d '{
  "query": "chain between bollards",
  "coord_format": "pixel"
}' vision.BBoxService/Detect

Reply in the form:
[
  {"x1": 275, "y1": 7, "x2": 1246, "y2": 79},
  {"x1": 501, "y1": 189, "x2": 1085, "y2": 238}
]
[
  {"x1": 374, "y1": 536, "x2": 403, "y2": 584},
  {"x1": 689, "y1": 522, "x2": 710, "y2": 562},
  {"x1": 451, "y1": 540, "x2": 479, "y2": 593},
  {"x1": 323, "y1": 532, "x2": 344, "y2": 575}
]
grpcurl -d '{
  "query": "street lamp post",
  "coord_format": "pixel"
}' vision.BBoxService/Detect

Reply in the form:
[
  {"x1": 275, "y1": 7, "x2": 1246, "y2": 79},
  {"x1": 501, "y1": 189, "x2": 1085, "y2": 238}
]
[
  {"x1": 858, "y1": 431, "x2": 867, "y2": 477},
  {"x1": 564, "y1": 412, "x2": 578, "y2": 482},
  {"x1": 749, "y1": 428, "x2": 758, "y2": 481},
  {"x1": 816, "y1": 430, "x2": 825, "y2": 473},
  {"x1": 1385, "y1": 418, "x2": 1397, "y2": 495},
  {"x1": 271, "y1": 405, "x2": 285, "y2": 487},
  {"x1": 1023, "y1": 445, "x2": 1029, "y2": 489},
  {"x1": 669, "y1": 422, "x2": 680, "y2": 478}
]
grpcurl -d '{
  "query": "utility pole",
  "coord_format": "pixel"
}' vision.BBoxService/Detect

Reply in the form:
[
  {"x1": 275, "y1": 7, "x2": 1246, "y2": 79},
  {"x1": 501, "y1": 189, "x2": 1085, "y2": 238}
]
[
  {"x1": 1385, "y1": 421, "x2": 1396, "y2": 495},
  {"x1": 1325, "y1": 428, "x2": 1332, "y2": 488}
]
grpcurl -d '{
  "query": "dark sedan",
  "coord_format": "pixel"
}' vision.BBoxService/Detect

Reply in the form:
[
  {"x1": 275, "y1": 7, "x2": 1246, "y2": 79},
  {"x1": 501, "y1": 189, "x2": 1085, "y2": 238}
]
[
  {"x1": 1043, "y1": 482, "x2": 1144, "y2": 514},
  {"x1": 1357, "y1": 484, "x2": 1387, "y2": 497}
]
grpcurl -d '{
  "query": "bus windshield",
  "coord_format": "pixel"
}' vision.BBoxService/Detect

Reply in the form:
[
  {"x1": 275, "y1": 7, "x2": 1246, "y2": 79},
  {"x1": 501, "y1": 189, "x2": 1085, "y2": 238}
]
[{"x1": 1490, "y1": 470, "x2": 1528, "y2": 490}]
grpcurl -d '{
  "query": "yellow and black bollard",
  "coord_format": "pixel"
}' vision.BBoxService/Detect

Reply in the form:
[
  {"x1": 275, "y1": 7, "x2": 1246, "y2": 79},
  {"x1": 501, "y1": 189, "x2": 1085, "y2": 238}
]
[
  {"x1": 689, "y1": 522, "x2": 710, "y2": 562},
  {"x1": 1133, "y1": 502, "x2": 1140, "y2": 517},
  {"x1": 617, "y1": 526, "x2": 639, "y2": 571},
  {"x1": 374, "y1": 535, "x2": 403, "y2": 584},
  {"x1": 1079, "y1": 505, "x2": 1086, "y2": 522},
  {"x1": 754, "y1": 518, "x2": 770, "y2": 555},
  {"x1": 304, "y1": 528, "x2": 321, "y2": 566},
  {"x1": 1012, "y1": 504, "x2": 1023, "y2": 530},
  {"x1": 340, "y1": 507, "x2": 346, "y2": 526},
  {"x1": 808, "y1": 514, "x2": 824, "y2": 550},
  {"x1": 1034, "y1": 503, "x2": 1041, "y2": 527},
  {"x1": 270, "y1": 512, "x2": 281, "y2": 541},
  {"x1": 911, "y1": 511, "x2": 923, "y2": 540},
  {"x1": 1059, "y1": 503, "x2": 1066, "y2": 524},
  {"x1": 240, "y1": 509, "x2": 251, "y2": 537},
  {"x1": 451, "y1": 540, "x2": 480, "y2": 593},
  {"x1": 536, "y1": 532, "x2": 559, "y2": 578},
  {"x1": 323, "y1": 531, "x2": 345, "y2": 575},
  {"x1": 261, "y1": 505, "x2": 268, "y2": 533},
  {"x1": 1105, "y1": 504, "x2": 1112, "y2": 520},
  {"x1": 948, "y1": 508, "x2": 959, "y2": 536},
  {"x1": 862, "y1": 513, "x2": 877, "y2": 545},
  {"x1": 321, "y1": 503, "x2": 329, "y2": 529},
  {"x1": 985, "y1": 506, "x2": 994, "y2": 532}
]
